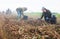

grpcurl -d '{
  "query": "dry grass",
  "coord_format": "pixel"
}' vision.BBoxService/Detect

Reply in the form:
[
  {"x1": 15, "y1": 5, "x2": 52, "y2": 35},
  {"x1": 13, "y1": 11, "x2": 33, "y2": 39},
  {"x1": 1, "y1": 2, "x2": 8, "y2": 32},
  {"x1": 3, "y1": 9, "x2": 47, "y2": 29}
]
[{"x1": 0, "y1": 14, "x2": 60, "y2": 39}]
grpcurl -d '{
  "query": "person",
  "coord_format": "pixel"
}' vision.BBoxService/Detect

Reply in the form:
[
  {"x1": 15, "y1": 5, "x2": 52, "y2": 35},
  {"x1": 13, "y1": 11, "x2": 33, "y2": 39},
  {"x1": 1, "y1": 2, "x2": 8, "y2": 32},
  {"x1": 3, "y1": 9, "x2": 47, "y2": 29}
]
[
  {"x1": 16, "y1": 7, "x2": 27, "y2": 19},
  {"x1": 16, "y1": 8, "x2": 24, "y2": 19},
  {"x1": 40, "y1": 7, "x2": 52, "y2": 23}
]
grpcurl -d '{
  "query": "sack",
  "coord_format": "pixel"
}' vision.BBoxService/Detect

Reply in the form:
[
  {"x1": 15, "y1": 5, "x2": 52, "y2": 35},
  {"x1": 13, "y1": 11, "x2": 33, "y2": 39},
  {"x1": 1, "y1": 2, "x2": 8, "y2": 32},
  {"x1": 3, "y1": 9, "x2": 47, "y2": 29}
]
[{"x1": 50, "y1": 15, "x2": 56, "y2": 24}]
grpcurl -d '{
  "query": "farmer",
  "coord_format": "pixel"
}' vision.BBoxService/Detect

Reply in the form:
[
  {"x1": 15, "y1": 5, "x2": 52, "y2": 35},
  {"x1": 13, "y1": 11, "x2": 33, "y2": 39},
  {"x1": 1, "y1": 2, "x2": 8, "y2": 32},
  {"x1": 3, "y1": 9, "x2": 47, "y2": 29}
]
[
  {"x1": 16, "y1": 8, "x2": 24, "y2": 19},
  {"x1": 16, "y1": 7, "x2": 27, "y2": 20},
  {"x1": 40, "y1": 7, "x2": 56, "y2": 24},
  {"x1": 40, "y1": 7, "x2": 52, "y2": 23}
]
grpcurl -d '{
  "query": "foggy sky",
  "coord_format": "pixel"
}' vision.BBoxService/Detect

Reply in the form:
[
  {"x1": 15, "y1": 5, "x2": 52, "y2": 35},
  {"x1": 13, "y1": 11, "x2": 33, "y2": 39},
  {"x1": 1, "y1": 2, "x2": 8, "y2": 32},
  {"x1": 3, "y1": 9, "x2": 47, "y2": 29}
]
[{"x1": 0, "y1": 0, "x2": 60, "y2": 13}]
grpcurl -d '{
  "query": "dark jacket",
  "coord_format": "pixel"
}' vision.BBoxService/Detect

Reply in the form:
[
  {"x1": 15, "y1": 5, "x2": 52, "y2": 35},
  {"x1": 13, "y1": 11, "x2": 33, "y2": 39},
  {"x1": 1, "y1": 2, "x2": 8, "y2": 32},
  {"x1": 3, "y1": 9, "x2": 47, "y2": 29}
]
[{"x1": 41, "y1": 10, "x2": 52, "y2": 20}]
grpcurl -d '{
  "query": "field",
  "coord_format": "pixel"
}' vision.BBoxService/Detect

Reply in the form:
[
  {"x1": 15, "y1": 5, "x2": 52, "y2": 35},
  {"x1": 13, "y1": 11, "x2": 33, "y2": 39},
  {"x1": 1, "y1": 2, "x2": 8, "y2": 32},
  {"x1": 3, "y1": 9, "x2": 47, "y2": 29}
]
[
  {"x1": 0, "y1": 13, "x2": 60, "y2": 39},
  {"x1": 24, "y1": 12, "x2": 60, "y2": 18}
]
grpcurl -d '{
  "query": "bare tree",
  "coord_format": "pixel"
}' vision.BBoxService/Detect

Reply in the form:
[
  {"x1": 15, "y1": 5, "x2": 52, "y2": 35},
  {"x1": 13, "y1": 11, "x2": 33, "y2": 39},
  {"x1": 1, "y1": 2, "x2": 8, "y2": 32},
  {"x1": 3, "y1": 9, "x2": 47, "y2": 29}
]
[{"x1": 6, "y1": 8, "x2": 12, "y2": 15}]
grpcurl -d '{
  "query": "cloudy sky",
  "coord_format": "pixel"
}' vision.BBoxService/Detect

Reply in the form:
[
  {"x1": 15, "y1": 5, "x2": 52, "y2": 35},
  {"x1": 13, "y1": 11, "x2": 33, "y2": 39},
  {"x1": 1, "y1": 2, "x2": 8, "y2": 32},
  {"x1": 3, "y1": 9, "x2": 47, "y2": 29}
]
[{"x1": 0, "y1": 0, "x2": 60, "y2": 13}]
